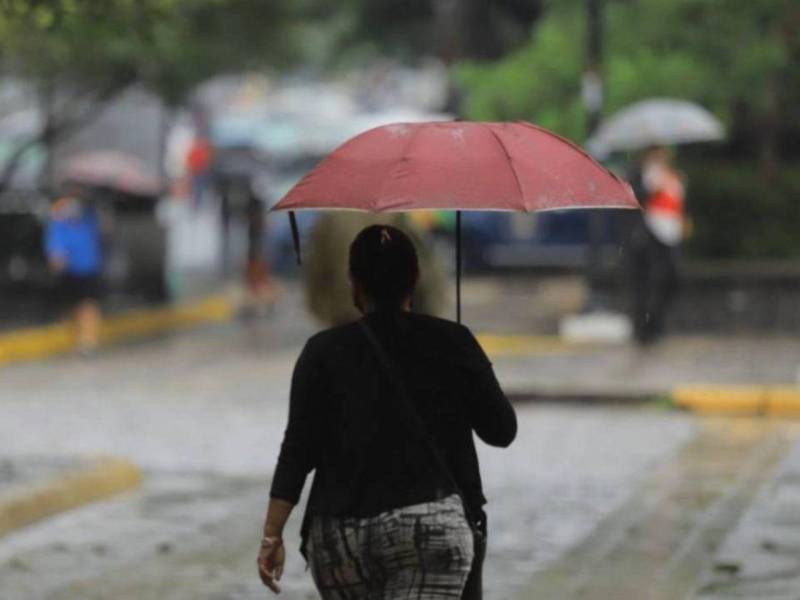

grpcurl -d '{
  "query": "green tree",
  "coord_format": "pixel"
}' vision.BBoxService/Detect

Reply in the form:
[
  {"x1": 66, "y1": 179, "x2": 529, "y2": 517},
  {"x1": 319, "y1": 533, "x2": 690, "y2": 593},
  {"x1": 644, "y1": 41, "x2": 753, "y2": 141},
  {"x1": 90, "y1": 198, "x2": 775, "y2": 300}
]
[
  {"x1": 304, "y1": 0, "x2": 542, "y2": 65},
  {"x1": 457, "y1": 0, "x2": 799, "y2": 168},
  {"x1": 0, "y1": 0, "x2": 300, "y2": 189},
  {"x1": 456, "y1": 0, "x2": 800, "y2": 259}
]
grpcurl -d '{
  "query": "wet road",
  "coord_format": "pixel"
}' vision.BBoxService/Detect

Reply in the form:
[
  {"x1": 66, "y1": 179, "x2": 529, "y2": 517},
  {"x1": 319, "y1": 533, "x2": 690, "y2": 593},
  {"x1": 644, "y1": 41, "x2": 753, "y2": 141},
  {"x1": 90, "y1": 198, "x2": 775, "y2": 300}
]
[{"x1": 0, "y1": 307, "x2": 780, "y2": 599}]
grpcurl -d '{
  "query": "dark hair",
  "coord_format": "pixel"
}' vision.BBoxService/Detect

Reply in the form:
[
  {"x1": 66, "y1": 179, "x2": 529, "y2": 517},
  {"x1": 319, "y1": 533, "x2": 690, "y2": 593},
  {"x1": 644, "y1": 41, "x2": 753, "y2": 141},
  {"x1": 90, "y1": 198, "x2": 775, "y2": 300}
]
[{"x1": 349, "y1": 224, "x2": 419, "y2": 307}]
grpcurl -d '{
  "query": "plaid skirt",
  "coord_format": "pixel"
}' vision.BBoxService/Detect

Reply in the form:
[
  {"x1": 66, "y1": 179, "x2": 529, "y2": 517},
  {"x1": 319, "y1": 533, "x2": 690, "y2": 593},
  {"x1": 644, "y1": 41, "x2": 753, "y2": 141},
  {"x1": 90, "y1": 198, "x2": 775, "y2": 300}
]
[{"x1": 307, "y1": 494, "x2": 474, "y2": 599}]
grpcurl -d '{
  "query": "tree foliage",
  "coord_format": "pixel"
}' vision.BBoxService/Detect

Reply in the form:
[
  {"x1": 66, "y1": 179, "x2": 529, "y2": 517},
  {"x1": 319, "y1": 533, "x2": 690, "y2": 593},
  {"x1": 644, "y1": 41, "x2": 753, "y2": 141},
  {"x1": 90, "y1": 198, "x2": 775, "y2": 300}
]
[
  {"x1": 0, "y1": 0, "x2": 298, "y2": 105},
  {"x1": 308, "y1": 0, "x2": 542, "y2": 64},
  {"x1": 456, "y1": 0, "x2": 800, "y2": 258},
  {"x1": 457, "y1": 0, "x2": 799, "y2": 158},
  {"x1": 0, "y1": 0, "x2": 301, "y2": 189}
]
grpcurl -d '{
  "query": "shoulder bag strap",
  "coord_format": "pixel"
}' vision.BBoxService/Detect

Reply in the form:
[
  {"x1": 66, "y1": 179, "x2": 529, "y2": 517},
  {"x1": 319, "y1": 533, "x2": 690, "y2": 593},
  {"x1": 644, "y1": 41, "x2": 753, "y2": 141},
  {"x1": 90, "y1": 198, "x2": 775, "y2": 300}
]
[
  {"x1": 360, "y1": 321, "x2": 486, "y2": 600},
  {"x1": 359, "y1": 320, "x2": 469, "y2": 516}
]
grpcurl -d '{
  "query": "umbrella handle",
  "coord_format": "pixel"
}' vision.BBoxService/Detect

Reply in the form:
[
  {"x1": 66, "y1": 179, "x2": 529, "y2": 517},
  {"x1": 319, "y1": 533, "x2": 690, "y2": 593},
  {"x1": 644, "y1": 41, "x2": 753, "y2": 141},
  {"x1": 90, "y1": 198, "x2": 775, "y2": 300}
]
[
  {"x1": 456, "y1": 210, "x2": 461, "y2": 324},
  {"x1": 289, "y1": 211, "x2": 302, "y2": 266}
]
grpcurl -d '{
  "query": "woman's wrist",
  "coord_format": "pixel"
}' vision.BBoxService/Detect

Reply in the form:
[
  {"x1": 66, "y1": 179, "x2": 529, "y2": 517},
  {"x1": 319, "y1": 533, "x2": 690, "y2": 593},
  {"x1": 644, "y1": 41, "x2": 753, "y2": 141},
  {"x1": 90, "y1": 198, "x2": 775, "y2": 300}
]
[
  {"x1": 261, "y1": 497, "x2": 293, "y2": 544},
  {"x1": 260, "y1": 535, "x2": 283, "y2": 547},
  {"x1": 263, "y1": 523, "x2": 284, "y2": 539}
]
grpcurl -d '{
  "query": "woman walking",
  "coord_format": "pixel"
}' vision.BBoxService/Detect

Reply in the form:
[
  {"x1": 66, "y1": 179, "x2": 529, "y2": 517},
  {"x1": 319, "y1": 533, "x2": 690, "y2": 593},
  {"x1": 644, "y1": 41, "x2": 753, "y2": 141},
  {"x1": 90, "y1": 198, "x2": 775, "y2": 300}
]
[{"x1": 257, "y1": 225, "x2": 517, "y2": 599}]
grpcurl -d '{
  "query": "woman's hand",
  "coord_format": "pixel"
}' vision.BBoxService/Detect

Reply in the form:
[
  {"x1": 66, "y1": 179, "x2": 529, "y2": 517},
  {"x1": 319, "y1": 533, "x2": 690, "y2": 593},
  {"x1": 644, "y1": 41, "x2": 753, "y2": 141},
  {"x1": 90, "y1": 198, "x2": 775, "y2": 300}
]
[
  {"x1": 257, "y1": 537, "x2": 285, "y2": 594},
  {"x1": 258, "y1": 497, "x2": 293, "y2": 593}
]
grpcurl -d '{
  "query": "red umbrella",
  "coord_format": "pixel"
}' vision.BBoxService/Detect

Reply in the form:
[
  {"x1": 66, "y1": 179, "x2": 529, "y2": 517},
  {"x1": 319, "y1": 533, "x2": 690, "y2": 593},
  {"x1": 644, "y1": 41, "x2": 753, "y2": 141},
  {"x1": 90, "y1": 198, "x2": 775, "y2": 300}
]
[
  {"x1": 272, "y1": 121, "x2": 638, "y2": 321},
  {"x1": 62, "y1": 151, "x2": 163, "y2": 197}
]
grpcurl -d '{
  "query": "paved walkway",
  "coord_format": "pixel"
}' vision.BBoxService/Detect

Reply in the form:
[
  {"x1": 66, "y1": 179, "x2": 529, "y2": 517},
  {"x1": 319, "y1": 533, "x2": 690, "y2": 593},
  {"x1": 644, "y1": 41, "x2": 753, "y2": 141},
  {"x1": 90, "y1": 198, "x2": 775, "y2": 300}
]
[
  {"x1": 492, "y1": 335, "x2": 800, "y2": 397},
  {"x1": 0, "y1": 399, "x2": 695, "y2": 599},
  {"x1": 467, "y1": 277, "x2": 800, "y2": 598},
  {"x1": 518, "y1": 419, "x2": 792, "y2": 600},
  {"x1": 3, "y1": 276, "x2": 800, "y2": 598},
  {"x1": 695, "y1": 424, "x2": 800, "y2": 599},
  {"x1": 457, "y1": 277, "x2": 800, "y2": 398}
]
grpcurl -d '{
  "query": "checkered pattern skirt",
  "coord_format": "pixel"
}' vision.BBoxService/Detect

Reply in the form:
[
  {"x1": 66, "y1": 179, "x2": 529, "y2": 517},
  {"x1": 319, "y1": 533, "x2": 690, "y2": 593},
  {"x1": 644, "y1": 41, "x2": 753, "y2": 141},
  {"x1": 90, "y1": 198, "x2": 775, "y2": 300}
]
[{"x1": 307, "y1": 495, "x2": 474, "y2": 599}]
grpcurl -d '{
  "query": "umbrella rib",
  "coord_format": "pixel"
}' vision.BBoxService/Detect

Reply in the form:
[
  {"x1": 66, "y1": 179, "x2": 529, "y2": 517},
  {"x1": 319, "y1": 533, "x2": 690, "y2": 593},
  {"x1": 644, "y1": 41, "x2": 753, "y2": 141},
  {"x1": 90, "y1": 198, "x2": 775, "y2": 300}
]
[
  {"x1": 373, "y1": 124, "x2": 424, "y2": 211},
  {"x1": 485, "y1": 126, "x2": 525, "y2": 209}
]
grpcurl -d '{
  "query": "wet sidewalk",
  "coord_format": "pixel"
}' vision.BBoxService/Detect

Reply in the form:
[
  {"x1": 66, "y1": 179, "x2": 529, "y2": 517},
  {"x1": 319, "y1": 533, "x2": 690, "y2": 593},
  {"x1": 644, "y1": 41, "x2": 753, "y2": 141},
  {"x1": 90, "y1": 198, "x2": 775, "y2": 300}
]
[
  {"x1": 491, "y1": 334, "x2": 800, "y2": 399},
  {"x1": 3, "y1": 276, "x2": 800, "y2": 598},
  {"x1": 695, "y1": 426, "x2": 800, "y2": 599},
  {"x1": 516, "y1": 419, "x2": 795, "y2": 600},
  {"x1": 461, "y1": 276, "x2": 800, "y2": 403}
]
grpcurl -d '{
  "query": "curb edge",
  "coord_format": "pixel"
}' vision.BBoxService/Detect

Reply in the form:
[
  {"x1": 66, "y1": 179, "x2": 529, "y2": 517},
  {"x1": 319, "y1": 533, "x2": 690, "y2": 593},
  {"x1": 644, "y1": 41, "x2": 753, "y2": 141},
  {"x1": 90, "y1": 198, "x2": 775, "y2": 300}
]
[
  {"x1": 0, "y1": 294, "x2": 235, "y2": 367},
  {"x1": 0, "y1": 458, "x2": 143, "y2": 537}
]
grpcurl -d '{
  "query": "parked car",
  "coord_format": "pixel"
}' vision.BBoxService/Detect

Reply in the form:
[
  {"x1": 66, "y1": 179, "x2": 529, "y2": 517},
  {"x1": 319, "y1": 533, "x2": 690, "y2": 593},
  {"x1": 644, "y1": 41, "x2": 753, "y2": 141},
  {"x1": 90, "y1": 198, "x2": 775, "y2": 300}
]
[{"x1": 461, "y1": 209, "x2": 633, "y2": 273}]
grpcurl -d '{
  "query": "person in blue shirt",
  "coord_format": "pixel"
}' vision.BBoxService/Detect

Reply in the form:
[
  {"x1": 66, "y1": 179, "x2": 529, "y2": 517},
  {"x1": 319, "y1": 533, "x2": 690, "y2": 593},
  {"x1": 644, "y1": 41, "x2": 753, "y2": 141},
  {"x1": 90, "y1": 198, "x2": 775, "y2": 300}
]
[{"x1": 45, "y1": 188, "x2": 103, "y2": 354}]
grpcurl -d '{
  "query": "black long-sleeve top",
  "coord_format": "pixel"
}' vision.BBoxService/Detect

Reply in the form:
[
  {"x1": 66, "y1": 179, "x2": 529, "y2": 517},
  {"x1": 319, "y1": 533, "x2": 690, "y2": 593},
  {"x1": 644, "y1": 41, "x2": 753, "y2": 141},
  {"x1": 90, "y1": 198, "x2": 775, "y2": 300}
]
[{"x1": 270, "y1": 310, "x2": 517, "y2": 538}]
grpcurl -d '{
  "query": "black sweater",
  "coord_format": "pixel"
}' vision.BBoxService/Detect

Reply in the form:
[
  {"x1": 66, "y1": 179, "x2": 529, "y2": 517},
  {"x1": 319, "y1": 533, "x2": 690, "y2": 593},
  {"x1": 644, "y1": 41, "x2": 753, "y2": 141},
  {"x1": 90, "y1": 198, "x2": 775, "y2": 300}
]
[{"x1": 270, "y1": 311, "x2": 517, "y2": 533}]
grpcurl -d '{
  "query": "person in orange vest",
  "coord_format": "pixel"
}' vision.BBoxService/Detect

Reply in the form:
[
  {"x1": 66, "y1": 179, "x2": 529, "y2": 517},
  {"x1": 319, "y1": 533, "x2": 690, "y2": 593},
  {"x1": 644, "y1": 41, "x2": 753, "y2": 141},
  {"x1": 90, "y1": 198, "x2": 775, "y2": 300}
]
[
  {"x1": 627, "y1": 146, "x2": 687, "y2": 345},
  {"x1": 186, "y1": 136, "x2": 213, "y2": 209}
]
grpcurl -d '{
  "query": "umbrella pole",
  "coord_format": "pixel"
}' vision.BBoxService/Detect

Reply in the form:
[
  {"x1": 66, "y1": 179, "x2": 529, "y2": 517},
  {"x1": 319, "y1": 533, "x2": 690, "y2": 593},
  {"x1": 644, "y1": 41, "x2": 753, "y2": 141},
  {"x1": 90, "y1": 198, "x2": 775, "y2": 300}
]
[
  {"x1": 289, "y1": 211, "x2": 302, "y2": 266},
  {"x1": 456, "y1": 210, "x2": 462, "y2": 324}
]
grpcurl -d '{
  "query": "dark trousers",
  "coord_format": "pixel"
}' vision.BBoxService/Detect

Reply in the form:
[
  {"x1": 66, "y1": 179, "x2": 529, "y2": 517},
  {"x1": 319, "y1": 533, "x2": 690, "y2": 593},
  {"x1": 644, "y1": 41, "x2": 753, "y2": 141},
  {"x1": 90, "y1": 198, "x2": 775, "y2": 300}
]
[
  {"x1": 628, "y1": 226, "x2": 679, "y2": 345},
  {"x1": 461, "y1": 522, "x2": 486, "y2": 600}
]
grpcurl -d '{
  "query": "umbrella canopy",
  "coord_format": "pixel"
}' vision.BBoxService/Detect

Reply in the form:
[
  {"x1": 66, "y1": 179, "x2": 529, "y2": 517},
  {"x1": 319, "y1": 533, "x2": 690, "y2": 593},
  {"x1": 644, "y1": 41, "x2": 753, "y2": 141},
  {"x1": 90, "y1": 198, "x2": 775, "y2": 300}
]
[
  {"x1": 586, "y1": 98, "x2": 724, "y2": 157},
  {"x1": 274, "y1": 121, "x2": 636, "y2": 213},
  {"x1": 272, "y1": 120, "x2": 638, "y2": 323},
  {"x1": 61, "y1": 150, "x2": 163, "y2": 197}
]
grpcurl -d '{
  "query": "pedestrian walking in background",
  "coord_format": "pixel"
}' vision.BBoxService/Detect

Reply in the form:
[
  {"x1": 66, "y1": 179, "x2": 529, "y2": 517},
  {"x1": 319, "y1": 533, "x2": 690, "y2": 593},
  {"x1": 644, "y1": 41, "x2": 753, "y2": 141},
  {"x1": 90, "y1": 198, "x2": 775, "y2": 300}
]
[
  {"x1": 627, "y1": 146, "x2": 687, "y2": 345},
  {"x1": 242, "y1": 184, "x2": 278, "y2": 316},
  {"x1": 257, "y1": 225, "x2": 517, "y2": 599},
  {"x1": 45, "y1": 187, "x2": 104, "y2": 354},
  {"x1": 186, "y1": 135, "x2": 213, "y2": 209}
]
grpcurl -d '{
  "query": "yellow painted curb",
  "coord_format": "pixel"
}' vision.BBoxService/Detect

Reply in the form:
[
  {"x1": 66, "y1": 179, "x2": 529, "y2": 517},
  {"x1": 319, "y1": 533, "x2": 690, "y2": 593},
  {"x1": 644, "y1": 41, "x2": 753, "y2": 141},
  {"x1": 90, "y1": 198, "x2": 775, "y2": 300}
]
[
  {"x1": 672, "y1": 386, "x2": 766, "y2": 415},
  {"x1": 765, "y1": 387, "x2": 800, "y2": 416},
  {"x1": 100, "y1": 295, "x2": 233, "y2": 344},
  {"x1": 0, "y1": 294, "x2": 235, "y2": 367},
  {"x1": 673, "y1": 385, "x2": 800, "y2": 416},
  {"x1": 0, "y1": 458, "x2": 142, "y2": 537},
  {"x1": 476, "y1": 333, "x2": 581, "y2": 357}
]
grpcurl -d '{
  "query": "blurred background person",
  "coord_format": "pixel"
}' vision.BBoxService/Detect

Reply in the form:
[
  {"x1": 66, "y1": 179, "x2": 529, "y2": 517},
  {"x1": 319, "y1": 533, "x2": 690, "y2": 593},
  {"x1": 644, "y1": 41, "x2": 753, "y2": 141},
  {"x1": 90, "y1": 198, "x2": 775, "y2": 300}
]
[
  {"x1": 304, "y1": 212, "x2": 448, "y2": 326},
  {"x1": 627, "y1": 146, "x2": 687, "y2": 345},
  {"x1": 45, "y1": 186, "x2": 104, "y2": 354},
  {"x1": 242, "y1": 183, "x2": 279, "y2": 317},
  {"x1": 186, "y1": 134, "x2": 213, "y2": 210}
]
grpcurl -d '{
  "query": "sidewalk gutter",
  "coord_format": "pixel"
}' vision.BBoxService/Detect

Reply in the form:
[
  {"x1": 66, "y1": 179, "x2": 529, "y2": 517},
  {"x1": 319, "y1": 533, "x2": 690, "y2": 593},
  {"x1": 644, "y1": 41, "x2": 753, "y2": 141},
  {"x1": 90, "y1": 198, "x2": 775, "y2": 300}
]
[
  {"x1": 0, "y1": 294, "x2": 234, "y2": 367},
  {"x1": 506, "y1": 384, "x2": 800, "y2": 417},
  {"x1": 673, "y1": 385, "x2": 800, "y2": 417},
  {"x1": 476, "y1": 333, "x2": 586, "y2": 356},
  {"x1": 0, "y1": 458, "x2": 142, "y2": 537},
  {"x1": 479, "y1": 334, "x2": 800, "y2": 415},
  {"x1": 507, "y1": 388, "x2": 658, "y2": 405}
]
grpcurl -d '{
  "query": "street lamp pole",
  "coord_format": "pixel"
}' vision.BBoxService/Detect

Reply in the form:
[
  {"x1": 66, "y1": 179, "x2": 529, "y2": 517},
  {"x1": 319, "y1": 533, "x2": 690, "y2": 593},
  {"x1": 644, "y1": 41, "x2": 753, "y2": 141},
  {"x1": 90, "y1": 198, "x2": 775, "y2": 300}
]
[
  {"x1": 583, "y1": 0, "x2": 605, "y2": 310},
  {"x1": 584, "y1": 0, "x2": 604, "y2": 134}
]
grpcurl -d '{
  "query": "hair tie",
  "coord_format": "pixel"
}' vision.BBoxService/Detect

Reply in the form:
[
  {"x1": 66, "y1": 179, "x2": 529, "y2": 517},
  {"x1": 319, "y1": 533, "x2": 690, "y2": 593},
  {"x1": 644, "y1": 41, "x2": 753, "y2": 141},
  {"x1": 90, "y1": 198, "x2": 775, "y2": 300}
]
[{"x1": 380, "y1": 228, "x2": 392, "y2": 245}]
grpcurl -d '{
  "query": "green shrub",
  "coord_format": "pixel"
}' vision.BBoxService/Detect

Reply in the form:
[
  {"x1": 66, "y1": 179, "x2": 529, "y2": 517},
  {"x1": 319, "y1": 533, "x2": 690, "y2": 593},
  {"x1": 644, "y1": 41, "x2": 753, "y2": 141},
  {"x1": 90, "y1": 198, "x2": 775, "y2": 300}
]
[{"x1": 683, "y1": 162, "x2": 800, "y2": 259}]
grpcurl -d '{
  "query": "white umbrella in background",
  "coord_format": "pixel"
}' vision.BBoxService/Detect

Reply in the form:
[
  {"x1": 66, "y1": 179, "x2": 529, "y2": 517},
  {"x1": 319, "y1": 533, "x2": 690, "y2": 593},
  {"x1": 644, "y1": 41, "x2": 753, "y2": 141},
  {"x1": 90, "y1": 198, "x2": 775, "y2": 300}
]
[
  {"x1": 587, "y1": 98, "x2": 724, "y2": 158},
  {"x1": 61, "y1": 150, "x2": 163, "y2": 196}
]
